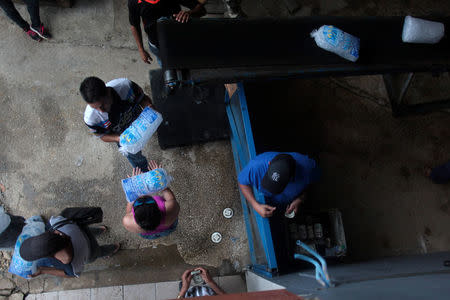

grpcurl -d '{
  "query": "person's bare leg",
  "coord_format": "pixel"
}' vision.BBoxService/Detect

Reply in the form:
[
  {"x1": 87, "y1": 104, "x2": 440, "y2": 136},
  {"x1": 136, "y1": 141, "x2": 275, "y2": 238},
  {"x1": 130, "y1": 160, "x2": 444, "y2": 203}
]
[{"x1": 88, "y1": 225, "x2": 108, "y2": 236}]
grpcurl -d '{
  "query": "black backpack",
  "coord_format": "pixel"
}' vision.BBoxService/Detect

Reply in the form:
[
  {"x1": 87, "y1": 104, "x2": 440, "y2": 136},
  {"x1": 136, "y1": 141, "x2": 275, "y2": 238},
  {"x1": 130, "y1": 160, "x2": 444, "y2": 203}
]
[{"x1": 49, "y1": 207, "x2": 103, "y2": 231}]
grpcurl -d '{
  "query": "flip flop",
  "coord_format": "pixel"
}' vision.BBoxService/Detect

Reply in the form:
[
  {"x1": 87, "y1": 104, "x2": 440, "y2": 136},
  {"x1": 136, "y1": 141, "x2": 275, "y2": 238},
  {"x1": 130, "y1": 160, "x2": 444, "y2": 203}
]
[
  {"x1": 99, "y1": 225, "x2": 109, "y2": 234},
  {"x1": 104, "y1": 243, "x2": 121, "y2": 259}
]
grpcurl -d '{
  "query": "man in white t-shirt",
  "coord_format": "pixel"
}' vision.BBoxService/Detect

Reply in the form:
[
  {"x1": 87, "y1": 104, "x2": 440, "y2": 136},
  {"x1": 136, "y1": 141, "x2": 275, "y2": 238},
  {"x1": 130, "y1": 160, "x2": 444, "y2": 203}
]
[{"x1": 80, "y1": 77, "x2": 154, "y2": 171}]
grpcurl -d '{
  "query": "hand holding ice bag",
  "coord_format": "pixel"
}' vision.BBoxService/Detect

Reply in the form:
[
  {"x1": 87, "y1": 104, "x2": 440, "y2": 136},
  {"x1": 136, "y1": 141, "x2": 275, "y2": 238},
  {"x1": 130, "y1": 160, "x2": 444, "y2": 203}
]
[
  {"x1": 122, "y1": 161, "x2": 173, "y2": 203},
  {"x1": 119, "y1": 107, "x2": 163, "y2": 155}
]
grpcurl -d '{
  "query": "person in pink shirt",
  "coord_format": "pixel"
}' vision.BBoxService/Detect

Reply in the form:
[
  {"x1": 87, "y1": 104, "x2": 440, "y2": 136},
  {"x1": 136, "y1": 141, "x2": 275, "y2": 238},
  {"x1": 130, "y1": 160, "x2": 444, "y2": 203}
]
[{"x1": 122, "y1": 160, "x2": 180, "y2": 239}]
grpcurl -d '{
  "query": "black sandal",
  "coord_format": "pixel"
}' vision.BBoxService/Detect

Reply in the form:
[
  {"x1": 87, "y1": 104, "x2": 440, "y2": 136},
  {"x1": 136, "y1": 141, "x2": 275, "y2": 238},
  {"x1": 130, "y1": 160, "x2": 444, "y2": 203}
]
[
  {"x1": 98, "y1": 225, "x2": 109, "y2": 234},
  {"x1": 104, "y1": 243, "x2": 121, "y2": 259}
]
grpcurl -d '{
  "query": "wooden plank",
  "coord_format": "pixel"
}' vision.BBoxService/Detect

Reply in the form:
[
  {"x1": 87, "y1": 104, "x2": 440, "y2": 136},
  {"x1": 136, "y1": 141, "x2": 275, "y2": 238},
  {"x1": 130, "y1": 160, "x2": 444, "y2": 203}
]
[{"x1": 12, "y1": 0, "x2": 73, "y2": 8}]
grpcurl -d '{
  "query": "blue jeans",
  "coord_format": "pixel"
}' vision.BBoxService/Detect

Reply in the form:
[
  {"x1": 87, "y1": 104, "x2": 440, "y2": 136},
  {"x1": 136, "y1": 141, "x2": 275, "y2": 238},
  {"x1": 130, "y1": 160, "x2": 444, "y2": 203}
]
[
  {"x1": 126, "y1": 151, "x2": 149, "y2": 172},
  {"x1": 0, "y1": 0, "x2": 41, "y2": 30},
  {"x1": 147, "y1": 16, "x2": 169, "y2": 67}
]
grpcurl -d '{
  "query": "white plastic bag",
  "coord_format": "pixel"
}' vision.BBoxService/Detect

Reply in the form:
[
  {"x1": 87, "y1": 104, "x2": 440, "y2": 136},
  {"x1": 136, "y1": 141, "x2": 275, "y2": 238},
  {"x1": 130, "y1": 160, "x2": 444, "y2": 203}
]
[
  {"x1": 119, "y1": 107, "x2": 163, "y2": 155},
  {"x1": 402, "y1": 16, "x2": 445, "y2": 44},
  {"x1": 311, "y1": 25, "x2": 360, "y2": 62},
  {"x1": 121, "y1": 168, "x2": 173, "y2": 203},
  {"x1": 9, "y1": 216, "x2": 45, "y2": 279}
]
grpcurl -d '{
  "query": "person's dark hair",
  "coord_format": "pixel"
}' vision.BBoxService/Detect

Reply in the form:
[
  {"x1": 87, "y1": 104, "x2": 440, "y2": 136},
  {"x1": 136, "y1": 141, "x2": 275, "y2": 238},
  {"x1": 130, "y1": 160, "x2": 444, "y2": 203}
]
[
  {"x1": 79, "y1": 77, "x2": 107, "y2": 103},
  {"x1": 134, "y1": 196, "x2": 162, "y2": 231},
  {"x1": 19, "y1": 231, "x2": 71, "y2": 261}
]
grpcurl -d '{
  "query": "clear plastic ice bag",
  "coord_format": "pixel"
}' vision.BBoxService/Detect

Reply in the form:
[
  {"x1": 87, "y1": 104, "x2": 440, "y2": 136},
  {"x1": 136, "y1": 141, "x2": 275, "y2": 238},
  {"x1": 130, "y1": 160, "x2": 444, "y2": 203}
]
[
  {"x1": 121, "y1": 168, "x2": 173, "y2": 203},
  {"x1": 8, "y1": 216, "x2": 45, "y2": 279},
  {"x1": 402, "y1": 16, "x2": 445, "y2": 44},
  {"x1": 119, "y1": 107, "x2": 163, "y2": 155},
  {"x1": 311, "y1": 25, "x2": 360, "y2": 62}
]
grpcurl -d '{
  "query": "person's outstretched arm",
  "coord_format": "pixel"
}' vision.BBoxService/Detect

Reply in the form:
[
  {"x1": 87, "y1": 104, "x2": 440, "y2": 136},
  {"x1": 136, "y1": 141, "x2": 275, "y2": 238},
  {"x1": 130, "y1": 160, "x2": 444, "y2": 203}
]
[
  {"x1": 128, "y1": 1, "x2": 152, "y2": 64},
  {"x1": 131, "y1": 25, "x2": 152, "y2": 64},
  {"x1": 196, "y1": 267, "x2": 225, "y2": 295},
  {"x1": 145, "y1": 161, "x2": 180, "y2": 215},
  {"x1": 85, "y1": 122, "x2": 120, "y2": 143},
  {"x1": 239, "y1": 183, "x2": 276, "y2": 218},
  {"x1": 162, "y1": 187, "x2": 177, "y2": 204},
  {"x1": 123, "y1": 200, "x2": 143, "y2": 233},
  {"x1": 162, "y1": 187, "x2": 180, "y2": 219},
  {"x1": 285, "y1": 191, "x2": 305, "y2": 215},
  {"x1": 187, "y1": 2, "x2": 207, "y2": 18},
  {"x1": 126, "y1": 201, "x2": 133, "y2": 214},
  {"x1": 173, "y1": 0, "x2": 206, "y2": 23},
  {"x1": 178, "y1": 269, "x2": 193, "y2": 298},
  {"x1": 99, "y1": 133, "x2": 120, "y2": 143}
]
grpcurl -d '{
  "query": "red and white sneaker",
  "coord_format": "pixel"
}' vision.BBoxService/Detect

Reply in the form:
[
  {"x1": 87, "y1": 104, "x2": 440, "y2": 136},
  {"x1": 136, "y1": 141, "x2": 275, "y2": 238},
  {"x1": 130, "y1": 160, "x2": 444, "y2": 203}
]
[
  {"x1": 26, "y1": 29, "x2": 42, "y2": 42},
  {"x1": 30, "y1": 24, "x2": 51, "y2": 40}
]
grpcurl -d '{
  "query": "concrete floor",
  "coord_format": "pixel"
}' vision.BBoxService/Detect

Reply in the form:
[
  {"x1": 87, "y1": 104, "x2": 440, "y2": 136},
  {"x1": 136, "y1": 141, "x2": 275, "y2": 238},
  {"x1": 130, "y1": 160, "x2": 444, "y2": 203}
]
[{"x1": 0, "y1": 0, "x2": 450, "y2": 296}]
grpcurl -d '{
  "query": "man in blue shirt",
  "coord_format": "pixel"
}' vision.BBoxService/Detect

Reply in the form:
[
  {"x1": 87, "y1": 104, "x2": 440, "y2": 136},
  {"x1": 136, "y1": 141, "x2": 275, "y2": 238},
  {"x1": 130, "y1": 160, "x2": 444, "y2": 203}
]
[{"x1": 238, "y1": 152, "x2": 320, "y2": 218}]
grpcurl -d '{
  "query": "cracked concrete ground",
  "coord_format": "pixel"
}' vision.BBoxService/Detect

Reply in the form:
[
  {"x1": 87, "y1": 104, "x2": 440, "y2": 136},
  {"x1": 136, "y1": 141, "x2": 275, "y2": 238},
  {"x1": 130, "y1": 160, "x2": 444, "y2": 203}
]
[{"x1": 1, "y1": 0, "x2": 450, "y2": 295}]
